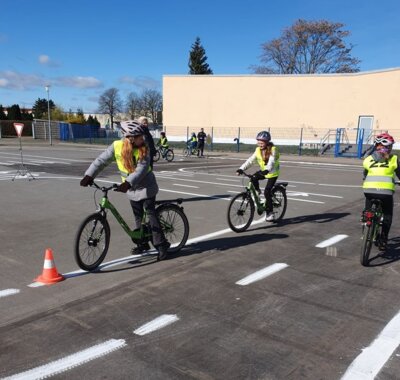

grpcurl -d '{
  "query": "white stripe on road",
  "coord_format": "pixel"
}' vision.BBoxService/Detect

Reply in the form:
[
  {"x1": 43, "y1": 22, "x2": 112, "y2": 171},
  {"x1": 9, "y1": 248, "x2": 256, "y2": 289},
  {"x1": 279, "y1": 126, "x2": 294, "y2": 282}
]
[
  {"x1": 133, "y1": 314, "x2": 179, "y2": 336},
  {"x1": 318, "y1": 183, "x2": 361, "y2": 188},
  {"x1": 172, "y1": 183, "x2": 199, "y2": 188},
  {"x1": 316, "y1": 234, "x2": 348, "y2": 248},
  {"x1": 215, "y1": 177, "x2": 240, "y2": 182},
  {"x1": 236, "y1": 263, "x2": 289, "y2": 286},
  {"x1": 227, "y1": 190, "x2": 241, "y2": 194},
  {"x1": 3, "y1": 339, "x2": 127, "y2": 380},
  {"x1": 341, "y1": 310, "x2": 400, "y2": 380},
  {"x1": 0, "y1": 288, "x2": 20, "y2": 298},
  {"x1": 287, "y1": 197, "x2": 324, "y2": 204}
]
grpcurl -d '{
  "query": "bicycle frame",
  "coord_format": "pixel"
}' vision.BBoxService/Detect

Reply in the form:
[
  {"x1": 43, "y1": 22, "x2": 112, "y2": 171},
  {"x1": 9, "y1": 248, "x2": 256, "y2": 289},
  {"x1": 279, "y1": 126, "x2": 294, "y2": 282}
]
[
  {"x1": 94, "y1": 185, "x2": 152, "y2": 242},
  {"x1": 245, "y1": 180, "x2": 265, "y2": 214}
]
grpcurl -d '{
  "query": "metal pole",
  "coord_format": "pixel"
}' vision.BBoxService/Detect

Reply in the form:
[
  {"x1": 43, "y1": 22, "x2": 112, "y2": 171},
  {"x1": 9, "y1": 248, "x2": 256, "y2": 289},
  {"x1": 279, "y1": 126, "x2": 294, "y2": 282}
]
[
  {"x1": 45, "y1": 85, "x2": 52, "y2": 146},
  {"x1": 299, "y1": 127, "x2": 303, "y2": 156},
  {"x1": 211, "y1": 127, "x2": 214, "y2": 152}
]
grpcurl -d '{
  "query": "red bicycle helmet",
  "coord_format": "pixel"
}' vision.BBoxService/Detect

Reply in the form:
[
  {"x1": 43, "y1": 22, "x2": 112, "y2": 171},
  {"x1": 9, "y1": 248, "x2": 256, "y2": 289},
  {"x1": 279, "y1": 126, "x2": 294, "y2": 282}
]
[{"x1": 374, "y1": 132, "x2": 395, "y2": 146}]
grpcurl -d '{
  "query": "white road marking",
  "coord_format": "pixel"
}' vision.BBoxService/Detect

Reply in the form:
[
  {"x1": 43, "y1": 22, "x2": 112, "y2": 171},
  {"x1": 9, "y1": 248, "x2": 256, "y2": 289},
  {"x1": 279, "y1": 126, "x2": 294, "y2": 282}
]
[
  {"x1": 172, "y1": 183, "x2": 199, "y2": 188},
  {"x1": 316, "y1": 234, "x2": 348, "y2": 248},
  {"x1": 287, "y1": 191, "x2": 343, "y2": 199},
  {"x1": 318, "y1": 183, "x2": 361, "y2": 188},
  {"x1": 287, "y1": 197, "x2": 324, "y2": 204},
  {"x1": 0, "y1": 152, "x2": 90, "y2": 163},
  {"x1": 227, "y1": 190, "x2": 241, "y2": 194},
  {"x1": 0, "y1": 288, "x2": 20, "y2": 298},
  {"x1": 133, "y1": 314, "x2": 179, "y2": 336},
  {"x1": 236, "y1": 263, "x2": 289, "y2": 286},
  {"x1": 3, "y1": 339, "x2": 127, "y2": 380},
  {"x1": 341, "y1": 310, "x2": 400, "y2": 380},
  {"x1": 160, "y1": 188, "x2": 232, "y2": 201},
  {"x1": 215, "y1": 177, "x2": 240, "y2": 182}
]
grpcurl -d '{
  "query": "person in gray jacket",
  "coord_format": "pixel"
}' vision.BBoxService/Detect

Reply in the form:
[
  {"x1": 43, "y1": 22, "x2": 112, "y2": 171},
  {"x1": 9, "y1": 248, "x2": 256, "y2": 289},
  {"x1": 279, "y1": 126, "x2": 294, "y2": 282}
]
[{"x1": 80, "y1": 120, "x2": 170, "y2": 260}]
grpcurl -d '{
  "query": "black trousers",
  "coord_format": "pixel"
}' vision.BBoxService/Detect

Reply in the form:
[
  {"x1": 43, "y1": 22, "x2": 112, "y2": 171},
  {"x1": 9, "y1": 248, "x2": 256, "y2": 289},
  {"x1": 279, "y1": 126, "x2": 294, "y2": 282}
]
[
  {"x1": 130, "y1": 197, "x2": 167, "y2": 247},
  {"x1": 364, "y1": 193, "x2": 393, "y2": 236},
  {"x1": 251, "y1": 177, "x2": 278, "y2": 213},
  {"x1": 197, "y1": 142, "x2": 205, "y2": 156}
]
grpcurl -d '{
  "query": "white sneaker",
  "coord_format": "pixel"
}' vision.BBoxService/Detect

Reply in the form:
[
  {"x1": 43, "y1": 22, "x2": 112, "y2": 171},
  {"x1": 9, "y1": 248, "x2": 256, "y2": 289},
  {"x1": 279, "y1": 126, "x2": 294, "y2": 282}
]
[{"x1": 265, "y1": 212, "x2": 274, "y2": 222}]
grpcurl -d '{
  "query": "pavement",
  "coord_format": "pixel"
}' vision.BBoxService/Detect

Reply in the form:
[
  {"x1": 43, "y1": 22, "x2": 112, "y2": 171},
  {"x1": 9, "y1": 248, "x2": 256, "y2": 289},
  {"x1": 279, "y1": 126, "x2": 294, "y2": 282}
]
[{"x1": 0, "y1": 138, "x2": 399, "y2": 379}]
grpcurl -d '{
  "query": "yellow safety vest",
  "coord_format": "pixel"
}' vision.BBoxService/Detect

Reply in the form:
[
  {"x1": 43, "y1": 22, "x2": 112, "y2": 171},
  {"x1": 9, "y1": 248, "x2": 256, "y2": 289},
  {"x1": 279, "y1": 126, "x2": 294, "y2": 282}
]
[
  {"x1": 113, "y1": 140, "x2": 151, "y2": 182},
  {"x1": 363, "y1": 154, "x2": 397, "y2": 194},
  {"x1": 160, "y1": 137, "x2": 169, "y2": 147},
  {"x1": 255, "y1": 146, "x2": 280, "y2": 178}
]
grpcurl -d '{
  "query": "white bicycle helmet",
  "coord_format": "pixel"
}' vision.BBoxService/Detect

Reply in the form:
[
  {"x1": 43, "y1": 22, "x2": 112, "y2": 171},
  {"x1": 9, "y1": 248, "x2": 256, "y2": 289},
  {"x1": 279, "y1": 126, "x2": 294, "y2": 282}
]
[{"x1": 120, "y1": 120, "x2": 144, "y2": 137}]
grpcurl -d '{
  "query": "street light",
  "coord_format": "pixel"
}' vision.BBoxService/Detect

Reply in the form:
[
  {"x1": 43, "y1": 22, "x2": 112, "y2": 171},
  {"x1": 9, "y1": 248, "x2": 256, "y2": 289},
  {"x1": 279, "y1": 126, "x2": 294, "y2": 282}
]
[{"x1": 45, "y1": 85, "x2": 52, "y2": 146}]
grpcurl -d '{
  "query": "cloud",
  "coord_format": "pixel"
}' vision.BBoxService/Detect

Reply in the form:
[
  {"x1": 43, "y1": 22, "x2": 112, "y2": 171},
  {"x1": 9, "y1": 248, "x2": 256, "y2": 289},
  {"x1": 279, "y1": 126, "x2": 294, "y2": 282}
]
[
  {"x1": 118, "y1": 75, "x2": 161, "y2": 89},
  {"x1": 55, "y1": 76, "x2": 103, "y2": 89},
  {"x1": 0, "y1": 70, "x2": 46, "y2": 90},
  {"x1": 38, "y1": 54, "x2": 61, "y2": 68}
]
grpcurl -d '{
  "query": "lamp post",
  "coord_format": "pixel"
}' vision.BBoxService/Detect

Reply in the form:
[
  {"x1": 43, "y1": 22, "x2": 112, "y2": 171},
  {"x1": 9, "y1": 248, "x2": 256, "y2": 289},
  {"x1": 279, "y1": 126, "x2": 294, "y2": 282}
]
[{"x1": 45, "y1": 85, "x2": 52, "y2": 146}]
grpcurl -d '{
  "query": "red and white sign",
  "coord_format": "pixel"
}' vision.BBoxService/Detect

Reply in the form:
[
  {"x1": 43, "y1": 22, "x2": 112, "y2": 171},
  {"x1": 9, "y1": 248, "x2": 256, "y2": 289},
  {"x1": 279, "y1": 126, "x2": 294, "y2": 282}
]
[{"x1": 13, "y1": 123, "x2": 24, "y2": 137}]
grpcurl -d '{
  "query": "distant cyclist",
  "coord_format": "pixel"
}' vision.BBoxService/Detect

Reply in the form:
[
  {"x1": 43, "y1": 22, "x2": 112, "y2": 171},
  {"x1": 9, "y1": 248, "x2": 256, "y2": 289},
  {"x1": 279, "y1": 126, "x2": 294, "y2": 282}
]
[
  {"x1": 363, "y1": 132, "x2": 400, "y2": 250},
  {"x1": 157, "y1": 131, "x2": 169, "y2": 157},
  {"x1": 236, "y1": 131, "x2": 280, "y2": 221},
  {"x1": 187, "y1": 132, "x2": 197, "y2": 155},
  {"x1": 79, "y1": 120, "x2": 170, "y2": 259}
]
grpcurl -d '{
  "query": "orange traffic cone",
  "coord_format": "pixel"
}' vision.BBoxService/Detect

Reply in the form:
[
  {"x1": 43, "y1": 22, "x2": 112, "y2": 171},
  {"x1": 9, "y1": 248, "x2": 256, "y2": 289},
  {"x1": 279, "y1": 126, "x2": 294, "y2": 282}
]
[{"x1": 34, "y1": 248, "x2": 65, "y2": 284}]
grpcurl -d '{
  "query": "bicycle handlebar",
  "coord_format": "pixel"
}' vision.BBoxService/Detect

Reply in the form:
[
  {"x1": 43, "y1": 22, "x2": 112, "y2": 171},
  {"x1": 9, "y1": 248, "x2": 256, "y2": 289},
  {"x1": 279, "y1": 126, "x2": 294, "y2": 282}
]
[{"x1": 90, "y1": 181, "x2": 119, "y2": 192}]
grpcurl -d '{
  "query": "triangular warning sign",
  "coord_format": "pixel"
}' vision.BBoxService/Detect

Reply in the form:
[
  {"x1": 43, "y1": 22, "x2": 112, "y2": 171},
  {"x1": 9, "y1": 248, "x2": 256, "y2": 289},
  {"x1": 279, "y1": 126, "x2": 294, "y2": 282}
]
[{"x1": 13, "y1": 123, "x2": 24, "y2": 137}]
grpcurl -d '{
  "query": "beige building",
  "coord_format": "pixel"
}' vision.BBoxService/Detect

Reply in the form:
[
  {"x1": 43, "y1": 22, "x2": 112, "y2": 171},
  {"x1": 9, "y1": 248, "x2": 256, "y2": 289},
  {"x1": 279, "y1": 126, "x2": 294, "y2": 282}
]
[{"x1": 163, "y1": 68, "x2": 400, "y2": 146}]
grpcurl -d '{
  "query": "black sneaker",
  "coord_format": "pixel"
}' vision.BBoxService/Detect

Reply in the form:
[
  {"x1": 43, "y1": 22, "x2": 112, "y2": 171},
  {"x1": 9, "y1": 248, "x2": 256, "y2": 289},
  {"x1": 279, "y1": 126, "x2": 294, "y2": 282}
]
[
  {"x1": 157, "y1": 241, "x2": 171, "y2": 261},
  {"x1": 378, "y1": 235, "x2": 388, "y2": 251},
  {"x1": 131, "y1": 242, "x2": 150, "y2": 255}
]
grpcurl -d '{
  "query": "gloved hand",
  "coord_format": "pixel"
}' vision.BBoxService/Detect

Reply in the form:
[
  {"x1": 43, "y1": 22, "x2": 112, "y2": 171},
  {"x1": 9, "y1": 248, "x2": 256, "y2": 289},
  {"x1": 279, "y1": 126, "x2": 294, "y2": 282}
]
[
  {"x1": 236, "y1": 169, "x2": 244, "y2": 175},
  {"x1": 80, "y1": 175, "x2": 93, "y2": 187},
  {"x1": 252, "y1": 171, "x2": 266, "y2": 180},
  {"x1": 116, "y1": 181, "x2": 131, "y2": 193}
]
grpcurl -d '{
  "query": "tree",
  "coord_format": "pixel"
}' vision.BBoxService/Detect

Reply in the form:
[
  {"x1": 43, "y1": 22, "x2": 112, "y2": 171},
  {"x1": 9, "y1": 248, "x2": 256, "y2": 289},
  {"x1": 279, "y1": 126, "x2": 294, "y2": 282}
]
[
  {"x1": 97, "y1": 88, "x2": 123, "y2": 129},
  {"x1": 126, "y1": 92, "x2": 143, "y2": 120},
  {"x1": 0, "y1": 105, "x2": 7, "y2": 120},
  {"x1": 67, "y1": 108, "x2": 86, "y2": 124},
  {"x1": 7, "y1": 104, "x2": 22, "y2": 120},
  {"x1": 252, "y1": 19, "x2": 360, "y2": 74},
  {"x1": 21, "y1": 109, "x2": 33, "y2": 120},
  {"x1": 141, "y1": 89, "x2": 162, "y2": 125},
  {"x1": 33, "y1": 98, "x2": 55, "y2": 119},
  {"x1": 86, "y1": 115, "x2": 100, "y2": 127},
  {"x1": 188, "y1": 37, "x2": 213, "y2": 74}
]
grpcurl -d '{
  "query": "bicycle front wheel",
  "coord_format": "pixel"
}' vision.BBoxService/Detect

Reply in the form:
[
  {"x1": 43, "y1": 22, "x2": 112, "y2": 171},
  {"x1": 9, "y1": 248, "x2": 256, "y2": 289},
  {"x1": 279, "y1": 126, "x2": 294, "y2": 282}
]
[
  {"x1": 157, "y1": 204, "x2": 189, "y2": 253},
  {"x1": 272, "y1": 186, "x2": 287, "y2": 221},
  {"x1": 183, "y1": 148, "x2": 189, "y2": 157},
  {"x1": 227, "y1": 192, "x2": 255, "y2": 232},
  {"x1": 153, "y1": 150, "x2": 161, "y2": 162},
  {"x1": 74, "y1": 213, "x2": 110, "y2": 271},
  {"x1": 165, "y1": 149, "x2": 174, "y2": 162},
  {"x1": 360, "y1": 222, "x2": 374, "y2": 266}
]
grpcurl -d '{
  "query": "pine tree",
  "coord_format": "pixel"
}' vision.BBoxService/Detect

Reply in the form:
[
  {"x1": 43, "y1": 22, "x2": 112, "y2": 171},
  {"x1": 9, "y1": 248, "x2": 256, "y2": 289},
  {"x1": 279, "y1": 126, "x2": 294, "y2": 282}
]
[
  {"x1": 188, "y1": 37, "x2": 213, "y2": 74},
  {"x1": 0, "y1": 105, "x2": 7, "y2": 120}
]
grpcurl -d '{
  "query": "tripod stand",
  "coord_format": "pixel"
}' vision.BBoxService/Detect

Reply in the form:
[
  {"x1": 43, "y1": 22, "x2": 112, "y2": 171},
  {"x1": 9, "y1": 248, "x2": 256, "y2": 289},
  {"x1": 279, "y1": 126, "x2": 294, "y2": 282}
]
[{"x1": 12, "y1": 136, "x2": 35, "y2": 181}]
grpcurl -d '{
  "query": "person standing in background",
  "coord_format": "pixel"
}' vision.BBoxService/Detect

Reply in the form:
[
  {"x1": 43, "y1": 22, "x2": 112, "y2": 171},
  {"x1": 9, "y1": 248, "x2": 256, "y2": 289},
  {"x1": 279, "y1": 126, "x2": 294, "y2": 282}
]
[
  {"x1": 138, "y1": 116, "x2": 156, "y2": 169},
  {"x1": 197, "y1": 128, "x2": 207, "y2": 157}
]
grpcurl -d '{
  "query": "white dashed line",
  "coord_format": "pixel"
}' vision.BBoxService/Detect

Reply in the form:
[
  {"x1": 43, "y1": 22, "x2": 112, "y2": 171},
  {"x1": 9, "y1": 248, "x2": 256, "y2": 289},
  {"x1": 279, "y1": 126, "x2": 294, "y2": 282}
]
[
  {"x1": 316, "y1": 234, "x2": 348, "y2": 248},
  {"x1": 134, "y1": 314, "x2": 179, "y2": 336},
  {"x1": 341, "y1": 310, "x2": 400, "y2": 380},
  {"x1": 236, "y1": 263, "x2": 289, "y2": 286},
  {"x1": 0, "y1": 288, "x2": 20, "y2": 298},
  {"x1": 172, "y1": 183, "x2": 199, "y2": 188},
  {"x1": 3, "y1": 339, "x2": 127, "y2": 380}
]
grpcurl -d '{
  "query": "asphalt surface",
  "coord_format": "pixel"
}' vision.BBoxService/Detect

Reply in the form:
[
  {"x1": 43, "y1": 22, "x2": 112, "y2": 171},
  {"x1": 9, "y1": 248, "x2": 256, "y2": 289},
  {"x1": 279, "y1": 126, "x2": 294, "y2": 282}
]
[{"x1": 1, "y1": 139, "x2": 400, "y2": 379}]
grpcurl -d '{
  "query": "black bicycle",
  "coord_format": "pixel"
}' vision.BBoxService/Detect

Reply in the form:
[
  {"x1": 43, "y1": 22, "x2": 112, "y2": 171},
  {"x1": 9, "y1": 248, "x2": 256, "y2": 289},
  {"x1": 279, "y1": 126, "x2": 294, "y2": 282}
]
[
  {"x1": 360, "y1": 199, "x2": 384, "y2": 266},
  {"x1": 154, "y1": 146, "x2": 174, "y2": 162}
]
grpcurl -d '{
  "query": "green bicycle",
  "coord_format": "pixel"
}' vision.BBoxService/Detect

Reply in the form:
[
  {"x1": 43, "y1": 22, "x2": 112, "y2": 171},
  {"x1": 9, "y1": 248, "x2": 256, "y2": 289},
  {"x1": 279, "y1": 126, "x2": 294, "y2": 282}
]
[
  {"x1": 74, "y1": 182, "x2": 189, "y2": 271},
  {"x1": 227, "y1": 171, "x2": 288, "y2": 232}
]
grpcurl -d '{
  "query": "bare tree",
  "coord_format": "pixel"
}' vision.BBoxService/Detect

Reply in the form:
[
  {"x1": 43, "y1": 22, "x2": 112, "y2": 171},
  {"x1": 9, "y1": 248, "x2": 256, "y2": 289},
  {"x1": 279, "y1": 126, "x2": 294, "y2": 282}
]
[
  {"x1": 98, "y1": 88, "x2": 123, "y2": 129},
  {"x1": 252, "y1": 19, "x2": 360, "y2": 74},
  {"x1": 126, "y1": 92, "x2": 143, "y2": 120},
  {"x1": 141, "y1": 89, "x2": 162, "y2": 125}
]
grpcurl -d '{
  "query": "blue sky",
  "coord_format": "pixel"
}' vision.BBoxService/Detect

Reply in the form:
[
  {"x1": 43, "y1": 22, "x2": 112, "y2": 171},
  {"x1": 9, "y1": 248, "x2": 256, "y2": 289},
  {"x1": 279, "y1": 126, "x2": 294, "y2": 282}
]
[{"x1": 1, "y1": 0, "x2": 399, "y2": 113}]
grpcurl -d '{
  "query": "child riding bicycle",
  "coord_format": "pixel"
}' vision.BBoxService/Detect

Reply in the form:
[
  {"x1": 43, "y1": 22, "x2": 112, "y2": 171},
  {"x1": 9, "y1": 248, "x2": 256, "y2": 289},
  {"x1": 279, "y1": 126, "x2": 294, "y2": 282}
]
[
  {"x1": 157, "y1": 131, "x2": 169, "y2": 158},
  {"x1": 187, "y1": 132, "x2": 198, "y2": 155},
  {"x1": 363, "y1": 132, "x2": 400, "y2": 250},
  {"x1": 80, "y1": 121, "x2": 170, "y2": 259},
  {"x1": 236, "y1": 130, "x2": 280, "y2": 222}
]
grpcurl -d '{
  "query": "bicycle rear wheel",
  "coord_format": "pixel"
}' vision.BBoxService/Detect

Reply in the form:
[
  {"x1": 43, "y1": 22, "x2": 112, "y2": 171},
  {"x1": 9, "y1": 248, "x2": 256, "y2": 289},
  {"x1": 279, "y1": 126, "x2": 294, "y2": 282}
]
[
  {"x1": 74, "y1": 213, "x2": 110, "y2": 271},
  {"x1": 153, "y1": 150, "x2": 161, "y2": 162},
  {"x1": 165, "y1": 149, "x2": 174, "y2": 162},
  {"x1": 360, "y1": 222, "x2": 374, "y2": 266},
  {"x1": 272, "y1": 186, "x2": 287, "y2": 221},
  {"x1": 157, "y1": 204, "x2": 189, "y2": 253},
  {"x1": 227, "y1": 192, "x2": 255, "y2": 232}
]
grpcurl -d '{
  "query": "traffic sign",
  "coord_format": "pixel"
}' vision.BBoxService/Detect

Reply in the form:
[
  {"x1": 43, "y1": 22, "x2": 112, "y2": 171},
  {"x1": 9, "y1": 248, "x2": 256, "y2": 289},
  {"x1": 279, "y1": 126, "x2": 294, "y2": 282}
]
[{"x1": 13, "y1": 123, "x2": 24, "y2": 137}]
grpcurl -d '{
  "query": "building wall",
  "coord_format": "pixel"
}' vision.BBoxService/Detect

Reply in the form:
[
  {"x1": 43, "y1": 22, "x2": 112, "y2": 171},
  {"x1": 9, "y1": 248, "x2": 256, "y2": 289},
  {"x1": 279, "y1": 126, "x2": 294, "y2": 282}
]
[{"x1": 163, "y1": 68, "x2": 400, "y2": 142}]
